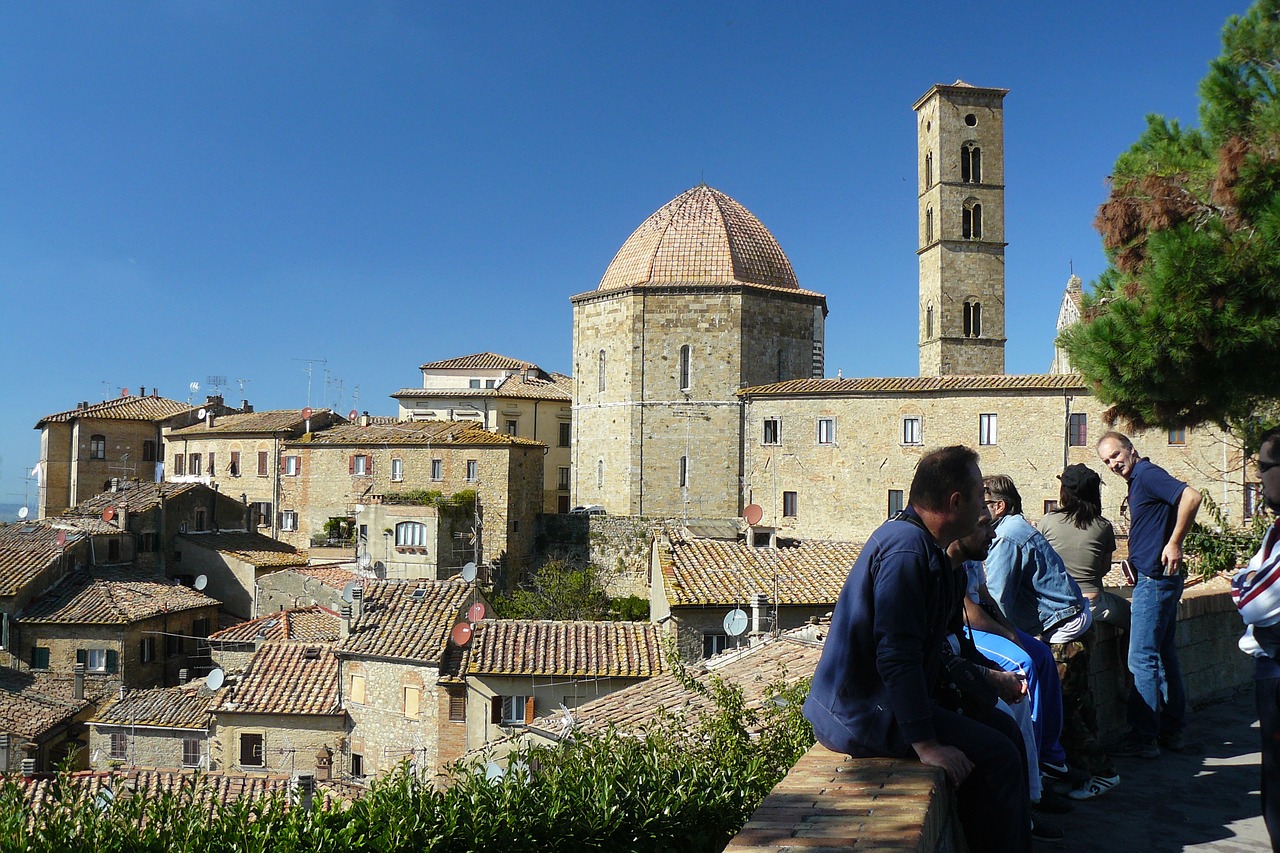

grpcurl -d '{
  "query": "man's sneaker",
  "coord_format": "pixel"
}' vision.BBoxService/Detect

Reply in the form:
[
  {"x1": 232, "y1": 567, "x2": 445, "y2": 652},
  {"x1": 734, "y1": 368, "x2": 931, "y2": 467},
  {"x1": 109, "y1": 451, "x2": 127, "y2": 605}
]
[
  {"x1": 1067, "y1": 773, "x2": 1120, "y2": 800},
  {"x1": 1031, "y1": 815, "x2": 1065, "y2": 843},
  {"x1": 1159, "y1": 730, "x2": 1186, "y2": 751},
  {"x1": 1107, "y1": 733, "x2": 1160, "y2": 759},
  {"x1": 1032, "y1": 790, "x2": 1074, "y2": 814},
  {"x1": 1040, "y1": 760, "x2": 1090, "y2": 786}
]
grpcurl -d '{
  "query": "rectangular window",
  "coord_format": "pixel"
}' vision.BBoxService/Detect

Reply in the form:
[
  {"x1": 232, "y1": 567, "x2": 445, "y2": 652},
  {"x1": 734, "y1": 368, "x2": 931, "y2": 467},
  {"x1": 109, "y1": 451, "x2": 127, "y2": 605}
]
[
  {"x1": 558, "y1": 467, "x2": 570, "y2": 491},
  {"x1": 86, "y1": 648, "x2": 107, "y2": 672},
  {"x1": 280, "y1": 511, "x2": 298, "y2": 532},
  {"x1": 1168, "y1": 427, "x2": 1187, "y2": 446},
  {"x1": 404, "y1": 685, "x2": 421, "y2": 719},
  {"x1": 284, "y1": 456, "x2": 300, "y2": 477},
  {"x1": 351, "y1": 455, "x2": 371, "y2": 476},
  {"x1": 816, "y1": 418, "x2": 835, "y2": 445},
  {"x1": 390, "y1": 458, "x2": 404, "y2": 482},
  {"x1": 194, "y1": 507, "x2": 207, "y2": 531},
  {"x1": 979, "y1": 413, "x2": 998, "y2": 446},
  {"x1": 466, "y1": 460, "x2": 478, "y2": 482},
  {"x1": 558, "y1": 423, "x2": 571, "y2": 448},
  {"x1": 240, "y1": 733, "x2": 264, "y2": 767},
  {"x1": 902, "y1": 417, "x2": 922, "y2": 446},
  {"x1": 192, "y1": 618, "x2": 211, "y2": 638},
  {"x1": 207, "y1": 452, "x2": 215, "y2": 476},
  {"x1": 431, "y1": 459, "x2": 443, "y2": 481},
  {"x1": 90, "y1": 435, "x2": 106, "y2": 460},
  {"x1": 188, "y1": 453, "x2": 202, "y2": 476},
  {"x1": 229, "y1": 451, "x2": 241, "y2": 476},
  {"x1": 762, "y1": 418, "x2": 781, "y2": 445},
  {"x1": 30, "y1": 646, "x2": 50, "y2": 669},
  {"x1": 887, "y1": 489, "x2": 905, "y2": 518},
  {"x1": 167, "y1": 631, "x2": 185, "y2": 656},
  {"x1": 351, "y1": 753, "x2": 364, "y2": 777},
  {"x1": 449, "y1": 691, "x2": 466, "y2": 722},
  {"x1": 485, "y1": 379, "x2": 496, "y2": 389},
  {"x1": 1068, "y1": 413, "x2": 1088, "y2": 447},
  {"x1": 142, "y1": 440, "x2": 157, "y2": 462},
  {"x1": 110, "y1": 733, "x2": 128, "y2": 761},
  {"x1": 252, "y1": 502, "x2": 271, "y2": 527},
  {"x1": 782, "y1": 490, "x2": 798, "y2": 518},
  {"x1": 505, "y1": 419, "x2": 518, "y2": 436},
  {"x1": 703, "y1": 633, "x2": 729, "y2": 658},
  {"x1": 257, "y1": 451, "x2": 269, "y2": 477},
  {"x1": 469, "y1": 379, "x2": 481, "y2": 388},
  {"x1": 182, "y1": 737, "x2": 201, "y2": 768},
  {"x1": 107, "y1": 538, "x2": 121, "y2": 561},
  {"x1": 349, "y1": 673, "x2": 366, "y2": 704},
  {"x1": 500, "y1": 695, "x2": 532, "y2": 725},
  {"x1": 140, "y1": 532, "x2": 158, "y2": 552},
  {"x1": 173, "y1": 454, "x2": 185, "y2": 476},
  {"x1": 140, "y1": 636, "x2": 156, "y2": 663}
]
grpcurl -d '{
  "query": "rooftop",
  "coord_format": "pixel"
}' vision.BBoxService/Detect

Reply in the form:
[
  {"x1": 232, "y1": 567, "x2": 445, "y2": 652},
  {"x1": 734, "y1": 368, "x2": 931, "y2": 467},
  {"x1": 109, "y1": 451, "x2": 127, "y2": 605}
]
[
  {"x1": 18, "y1": 567, "x2": 220, "y2": 625},
  {"x1": 0, "y1": 668, "x2": 88, "y2": 742},
  {"x1": 740, "y1": 373, "x2": 1087, "y2": 397},
  {"x1": 36, "y1": 394, "x2": 194, "y2": 427},
  {"x1": 212, "y1": 641, "x2": 341, "y2": 717},
  {"x1": 208, "y1": 606, "x2": 340, "y2": 644},
  {"x1": 19, "y1": 769, "x2": 353, "y2": 813},
  {"x1": 336, "y1": 579, "x2": 471, "y2": 664},
  {"x1": 276, "y1": 563, "x2": 358, "y2": 590},
  {"x1": 392, "y1": 371, "x2": 572, "y2": 403},
  {"x1": 91, "y1": 686, "x2": 212, "y2": 730},
  {"x1": 420, "y1": 352, "x2": 539, "y2": 371},
  {"x1": 655, "y1": 529, "x2": 860, "y2": 607},
  {"x1": 286, "y1": 420, "x2": 543, "y2": 448},
  {"x1": 180, "y1": 532, "x2": 309, "y2": 568},
  {"x1": 0, "y1": 522, "x2": 87, "y2": 597},
  {"x1": 63, "y1": 481, "x2": 204, "y2": 519},
  {"x1": 167, "y1": 408, "x2": 342, "y2": 437},
  {"x1": 465, "y1": 620, "x2": 667, "y2": 678}
]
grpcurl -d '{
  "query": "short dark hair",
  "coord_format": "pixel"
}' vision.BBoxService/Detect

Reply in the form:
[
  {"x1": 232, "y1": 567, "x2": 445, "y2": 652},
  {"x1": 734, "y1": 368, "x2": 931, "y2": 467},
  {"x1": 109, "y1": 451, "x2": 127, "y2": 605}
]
[
  {"x1": 909, "y1": 445, "x2": 980, "y2": 511},
  {"x1": 983, "y1": 474, "x2": 1024, "y2": 516},
  {"x1": 1096, "y1": 430, "x2": 1133, "y2": 452},
  {"x1": 1260, "y1": 427, "x2": 1280, "y2": 454}
]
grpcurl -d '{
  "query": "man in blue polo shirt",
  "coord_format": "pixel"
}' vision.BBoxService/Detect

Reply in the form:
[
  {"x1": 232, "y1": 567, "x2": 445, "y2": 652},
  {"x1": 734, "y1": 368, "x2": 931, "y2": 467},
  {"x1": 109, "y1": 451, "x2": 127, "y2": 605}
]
[{"x1": 1097, "y1": 430, "x2": 1202, "y2": 757}]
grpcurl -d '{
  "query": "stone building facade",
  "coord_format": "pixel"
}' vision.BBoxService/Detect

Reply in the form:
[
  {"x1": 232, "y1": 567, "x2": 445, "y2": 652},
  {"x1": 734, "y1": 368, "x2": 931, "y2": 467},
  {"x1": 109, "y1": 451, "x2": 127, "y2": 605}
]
[
  {"x1": 255, "y1": 565, "x2": 358, "y2": 617},
  {"x1": 176, "y1": 532, "x2": 309, "y2": 619},
  {"x1": 391, "y1": 353, "x2": 574, "y2": 514},
  {"x1": 915, "y1": 81, "x2": 1008, "y2": 376},
  {"x1": 570, "y1": 185, "x2": 827, "y2": 521},
  {"x1": 88, "y1": 685, "x2": 212, "y2": 770}
]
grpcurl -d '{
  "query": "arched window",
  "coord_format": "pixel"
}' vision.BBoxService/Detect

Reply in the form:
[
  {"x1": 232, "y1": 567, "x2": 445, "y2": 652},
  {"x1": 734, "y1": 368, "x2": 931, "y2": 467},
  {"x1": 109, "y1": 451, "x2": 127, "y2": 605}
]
[
  {"x1": 597, "y1": 459, "x2": 604, "y2": 489},
  {"x1": 395, "y1": 521, "x2": 429, "y2": 547},
  {"x1": 964, "y1": 301, "x2": 983, "y2": 338},
  {"x1": 597, "y1": 350, "x2": 606, "y2": 393},
  {"x1": 962, "y1": 201, "x2": 983, "y2": 240},
  {"x1": 926, "y1": 303, "x2": 934, "y2": 339},
  {"x1": 960, "y1": 144, "x2": 982, "y2": 183},
  {"x1": 678, "y1": 344, "x2": 691, "y2": 391},
  {"x1": 925, "y1": 207, "x2": 934, "y2": 244},
  {"x1": 924, "y1": 151, "x2": 933, "y2": 187}
]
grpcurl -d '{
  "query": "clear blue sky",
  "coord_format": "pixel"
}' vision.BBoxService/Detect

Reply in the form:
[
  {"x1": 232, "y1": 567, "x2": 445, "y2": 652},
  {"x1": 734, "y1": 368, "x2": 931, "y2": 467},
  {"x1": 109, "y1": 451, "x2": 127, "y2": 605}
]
[{"x1": 0, "y1": 1, "x2": 1249, "y2": 513}]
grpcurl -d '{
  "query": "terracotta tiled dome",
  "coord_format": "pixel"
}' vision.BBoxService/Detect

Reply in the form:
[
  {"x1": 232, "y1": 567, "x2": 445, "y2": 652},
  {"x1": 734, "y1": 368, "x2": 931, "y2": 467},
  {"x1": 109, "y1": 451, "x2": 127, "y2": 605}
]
[{"x1": 597, "y1": 185, "x2": 799, "y2": 291}]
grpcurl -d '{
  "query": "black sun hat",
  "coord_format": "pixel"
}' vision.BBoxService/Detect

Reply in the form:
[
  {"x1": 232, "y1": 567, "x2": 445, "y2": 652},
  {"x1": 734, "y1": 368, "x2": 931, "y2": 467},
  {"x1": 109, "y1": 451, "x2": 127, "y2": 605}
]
[{"x1": 1059, "y1": 463, "x2": 1101, "y2": 493}]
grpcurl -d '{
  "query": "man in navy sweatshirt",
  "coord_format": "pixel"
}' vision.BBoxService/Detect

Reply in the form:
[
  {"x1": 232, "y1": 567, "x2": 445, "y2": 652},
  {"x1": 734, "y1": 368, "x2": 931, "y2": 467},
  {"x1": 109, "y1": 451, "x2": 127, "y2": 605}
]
[{"x1": 804, "y1": 445, "x2": 1031, "y2": 853}]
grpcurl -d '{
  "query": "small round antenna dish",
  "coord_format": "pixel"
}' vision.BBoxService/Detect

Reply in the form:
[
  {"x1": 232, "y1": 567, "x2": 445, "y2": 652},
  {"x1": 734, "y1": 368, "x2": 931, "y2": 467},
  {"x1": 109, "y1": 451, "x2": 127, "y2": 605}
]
[
  {"x1": 194, "y1": 574, "x2": 208, "y2": 591},
  {"x1": 450, "y1": 621, "x2": 473, "y2": 647},
  {"x1": 723, "y1": 608, "x2": 749, "y2": 637},
  {"x1": 467, "y1": 601, "x2": 487, "y2": 623},
  {"x1": 341, "y1": 582, "x2": 358, "y2": 603},
  {"x1": 743, "y1": 504, "x2": 764, "y2": 526},
  {"x1": 460, "y1": 561, "x2": 478, "y2": 582},
  {"x1": 16, "y1": 507, "x2": 28, "y2": 520},
  {"x1": 197, "y1": 407, "x2": 208, "y2": 420},
  {"x1": 102, "y1": 506, "x2": 116, "y2": 523},
  {"x1": 372, "y1": 560, "x2": 386, "y2": 577},
  {"x1": 485, "y1": 761, "x2": 505, "y2": 782},
  {"x1": 205, "y1": 668, "x2": 226, "y2": 690},
  {"x1": 55, "y1": 530, "x2": 67, "y2": 547},
  {"x1": 348, "y1": 409, "x2": 359, "y2": 421},
  {"x1": 357, "y1": 553, "x2": 372, "y2": 570},
  {"x1": 302, "y1": 407, "x2": 313, "y2": 420}
]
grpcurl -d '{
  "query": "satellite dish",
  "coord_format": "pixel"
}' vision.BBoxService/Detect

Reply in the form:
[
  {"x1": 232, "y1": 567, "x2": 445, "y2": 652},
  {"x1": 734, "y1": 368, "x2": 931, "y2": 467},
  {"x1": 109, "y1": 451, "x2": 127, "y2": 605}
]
[
  {"x1": 372, "y1": 561, "x2": 386, "y2": 577},
  {"x1": 302, "y1": 407, "x2": 313, "y2": 420},
  {"x1": 197, "y1": 408, "x2": 208, "y2": 420},
  {"x1": 723, "y1": 608, "x2": 749, "y2": 637},
  {"x1": 194, "y1": 574, "x2": 208, "y2": 591},
  {"x1": 467, "y1": 602, "x2": 486, "y2": 622},
  {"x1": 357, "y1": 553, "x2": 372, "y2": 570},
  {"x1": 16, "y1": 507, "x2": 28, "y2": 520},
  {"x1": 460, "y1": 561, "x2": 478, "y2": 582},
  {"x1": 341, "y1": 582, "x2": 358, "y2": 603},
  {"x1": 205, "y1": 668, "x2": 226, "y2": 690},
  {"x1": 485, "y1": 761, "x2": 505, "y2": 782},
  {"x1": 102, "y1": 506, "x2": 116, "y2": 522},
  {"x1": 353, "y1": 504, "x2": 365, "y2": 514},
  {"x1": 450, "y1": 621, "x2": 473, "y2": 647},
  {"x1": 55, "y1": 530, "x2": 67, "y2": 547},
  {"x1": 348, "y1": 409, "x2": 359, "y2": 421},
  {"x1": 743, "y1": 504, "x2": 764, "y2": 526}
]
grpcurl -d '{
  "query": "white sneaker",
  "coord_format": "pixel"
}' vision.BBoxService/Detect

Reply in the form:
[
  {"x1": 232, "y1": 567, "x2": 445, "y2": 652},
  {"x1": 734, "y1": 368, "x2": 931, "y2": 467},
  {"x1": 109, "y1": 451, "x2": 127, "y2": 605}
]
[{"x1": 1068, "y1": 774, "x2": 1120, "y2": 800}]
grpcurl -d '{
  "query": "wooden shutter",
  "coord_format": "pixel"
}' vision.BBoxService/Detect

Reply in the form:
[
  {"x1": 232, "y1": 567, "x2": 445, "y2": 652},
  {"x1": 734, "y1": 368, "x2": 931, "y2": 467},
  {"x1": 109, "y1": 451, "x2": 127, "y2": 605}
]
[
  {"x1": 76, "y1": 648, "x2": 87, "y2": 665},
  {"x1": 524, "y1": 695, "x2": 535, "y2": 724},
  {"x1": 365, "y1": 455, "x2": 373, "y2": 475},
  {"x1": 491, "y1": 696, "x2": 502, "y2": 724},
  {"x1": 349, "y1": 456, "x2": 355, "y2": 475},
  {"x1": 105, "y1": 649, "x2": 119, "y2": 673},
  {"x1": 208, "y1": 452, "x2": 215, "y2": 474},
  {"x1": 258, "y1": 451, "x2": 268, "y2": 476}
]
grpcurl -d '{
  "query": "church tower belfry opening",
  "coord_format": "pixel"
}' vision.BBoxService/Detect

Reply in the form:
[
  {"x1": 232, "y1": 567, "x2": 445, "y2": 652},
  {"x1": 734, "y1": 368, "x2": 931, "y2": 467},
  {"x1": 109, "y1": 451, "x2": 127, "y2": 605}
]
[{"x1": 914, "y1": 81, "x2": 1009, "y2": 376}]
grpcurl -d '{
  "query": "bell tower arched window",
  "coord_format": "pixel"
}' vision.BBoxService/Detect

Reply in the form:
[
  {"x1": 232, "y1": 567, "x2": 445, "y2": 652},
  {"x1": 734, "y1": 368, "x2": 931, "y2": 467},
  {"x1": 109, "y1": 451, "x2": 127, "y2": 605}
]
[
  {"x1": 678, "y1": 344, "x2": 691, "y2": 391},
  {"x1": 961, "y1": 143, "x2": 982, "y2": 183},
  {"x1": 925, "y1": 207, "x2": 934, "y2": 244},
  {"x1": 926, "y1": 303, "x2": 934, "y2": 339},
  {"x1": 964, "y1": 301, "x2": 982, "y2": 338},
  {"x1": 924, "y1": 151, "x2": 933, "y2": 188},
  {"x1": 962, "y1": 201, "x2": 983, "y2": 240},
  {"x1": 597, "y1": 350, "x2": 606, "y2": 393}
]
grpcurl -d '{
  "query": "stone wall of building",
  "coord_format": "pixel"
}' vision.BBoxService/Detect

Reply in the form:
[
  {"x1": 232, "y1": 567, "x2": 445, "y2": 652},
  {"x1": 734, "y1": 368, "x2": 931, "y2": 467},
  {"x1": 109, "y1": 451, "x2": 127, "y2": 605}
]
[
  {"x1": 88, "y1": 725, "x2": 207, "y2": 771},
  {"x1": 210, "y1": 711, "x2": 344, "y2": 776},
  {"x1": 255, "y1": 570, "x2": 348, "y2": 617},
  {"x1": 341, "y1": 658, "x2": 445, "y2": 775},
  {"x1": 586, "y1": 515, "x2": 667, "y2": 598},
  {"x1": 38, "y1": 422, "x2": 73, "y2": 519},
  {"x1": 163, "y1": 433, "x2": 284, "y2": 534}
]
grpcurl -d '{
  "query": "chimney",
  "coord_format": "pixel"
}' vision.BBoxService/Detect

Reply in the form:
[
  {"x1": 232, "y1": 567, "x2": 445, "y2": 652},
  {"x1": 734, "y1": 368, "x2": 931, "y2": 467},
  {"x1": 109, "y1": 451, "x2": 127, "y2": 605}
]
[
  {"x1": 140, "y1": 386, "x2": 146, "y2": 397},
  {"x1": 314, "y1": 747, "x2": 332, "y2": 781},
  {"x1": 241, "y1": 400, "x2": 252, "y2": 413},
  {"x1": 340, "y1": 604, "x2": 352, "y2": 638},
  {"x1": 351, "y1": 586, "x2": 364, "y2": 621},
  {"x1": 119, "y1": 684, "x2": 126, "y2": 701},
  {"x1": 206, "y1": 411, "x2": 214, "y2": 428},
  {"x1": 178, "y1": 668, "x2": 189, "y2": 684},
  {"x1": 750, "y1": 592, "x2": 769, "y2": 638},
  {"x1": 73, "y1": 663, "x2": 85, "y2": 700},
  {"x1": 295, "y1": 773, "x2": 316, "y2": 810},
  {"x1": 359, "y1": 412, "x2": 371, "y2": 427},
  {"x1": 78, "y1": 401, "x2": 88, "y2": 410},
  {"x1": 118, "y1": 503, "x2": 129, "y2": 532}
]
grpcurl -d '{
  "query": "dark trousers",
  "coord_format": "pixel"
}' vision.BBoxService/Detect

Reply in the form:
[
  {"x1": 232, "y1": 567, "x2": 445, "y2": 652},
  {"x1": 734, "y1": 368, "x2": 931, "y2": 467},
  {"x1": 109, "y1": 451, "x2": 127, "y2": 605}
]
[
  {"x1": 1258, "y1": 677, "x2": 1280, "y2": 851},
  {"x1": 933, "y1": 703, "x2": 1032, "y2": 853}
]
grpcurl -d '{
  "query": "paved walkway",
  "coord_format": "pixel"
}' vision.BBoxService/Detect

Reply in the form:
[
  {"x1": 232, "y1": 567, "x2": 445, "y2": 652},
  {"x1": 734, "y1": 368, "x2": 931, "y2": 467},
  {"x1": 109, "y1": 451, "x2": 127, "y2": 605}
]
[{"x1": 1046, "y1": 688, "x2": 1271, "y2": 852}]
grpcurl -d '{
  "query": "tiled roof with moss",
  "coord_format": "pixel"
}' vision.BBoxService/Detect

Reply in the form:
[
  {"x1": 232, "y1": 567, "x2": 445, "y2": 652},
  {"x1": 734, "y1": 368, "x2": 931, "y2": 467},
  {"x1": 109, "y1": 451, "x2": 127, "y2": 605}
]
[
  {"x1": 287, "y1": 420, "x2": 543, "y2": 448},
  {"x1": 281, "y1": 563, "x2": 359, "y2": 590},
  {"x1": 655, "y1": 529, "x2": 859, "y2": 607},
  {"x1": 180, "y1": 532, "x2": 308, "y2": 568},
  {"x1": 0, "y1": 668, "x2": 88, "y2": 742},
  {"x1": 167, "y1": 409, "x2": 342, "y2": 437},
  {"x1": 18, "y1": 568, "x2": 220, "y2": 624},
  {"x1": 0, "y1": 522, "x2": 87, "y2": 596},
  {"x1": 91, "y1": 686, "x2": 212, "y2": 729},
  {"x1": 740, "y1": 373, "x2": 1087, "y2": 397},
  {"x1": 209, "y1": 606, "x2": 340, "y2": 644},
  {"x1": 466, "y1": 620, "x2": 667, "y2": 678},
  {"x1": 335, "y1": 579, "x2": 471, "y2": 664},
  {"x1": 20, "y1": 769, "x2": 355, "y2": 813},
  {"x1": 212, "y1": 642, "x2": 341, "y2": 717},
  {"x1": 419, "y1": 353, "x2": 539, "y2": 371},
  {"x1": 36, "y1": 395, "x2": 195, "y2": 427},
  {"x1": 63, "y1": 481, "x2": 204, "y2": 518}
]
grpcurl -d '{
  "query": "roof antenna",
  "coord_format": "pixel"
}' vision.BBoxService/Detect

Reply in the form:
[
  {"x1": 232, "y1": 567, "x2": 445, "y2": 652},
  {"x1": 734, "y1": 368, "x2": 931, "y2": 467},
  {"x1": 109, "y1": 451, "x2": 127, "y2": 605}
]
[{"x1": 1069, "y1": 258, "x2": 1074, "y2": 275}]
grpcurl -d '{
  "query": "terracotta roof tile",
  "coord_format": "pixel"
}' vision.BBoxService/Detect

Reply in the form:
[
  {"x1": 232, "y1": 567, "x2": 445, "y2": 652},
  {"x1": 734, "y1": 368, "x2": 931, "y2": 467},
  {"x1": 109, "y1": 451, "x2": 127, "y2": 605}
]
[
  {"x1": 466, "y1": 620, "x2": 667, "y2": 678},
  {"x1": 18, "y1": 568, "x2": 220, "y2": 625},
  {"x1": 0, "y1": 522, "x2": 87, "y2": 596},
  {"x1": 212, "y1": 642, "x2": 341, "y2": 716},
  {"x1": 419, "y1": 353, "x2": 539, "y2": 371},
  {"x1": 285, "y1": 564, "x2": 358, "y2": 590},
  {"x1": 167, "y1": 409, "x2": 342, "y2": 437},
  {"x1": 64, "y1": 481, "x2": 204, "y2": 518},
  {"x1": 36, "y1": 395, "x2": 194, "y2": 427},
  {"x1": 657, "y1": 530, "x2": 860, "y2": 607},
  {"x1": 336, "y1": 580, "x2": 471, "y2": 664},
  {"x1": 92, "y1": 686, "x2": 212, "y2": 729},
  {"x1": 289, "y1": 420, "x2": 543, "y2": 448},
  {"x1": 0, "y1": 668, "x2": 88, "y2": 741},
  {"x1": 392, "y1": 371, "x2": 572, "y2": 403},
  {"x1": 208, "y1": 606, "x2": 340, "y2": 644},
  {"x1": 19, "y1": 769, "x2": 350, "y2": 814},
  {"x1": 181, "y1": 532, "x2": 308, "y2": 568},
  {"x1": 740, "y1": 373, "x2": 1088, "y2": 397}
]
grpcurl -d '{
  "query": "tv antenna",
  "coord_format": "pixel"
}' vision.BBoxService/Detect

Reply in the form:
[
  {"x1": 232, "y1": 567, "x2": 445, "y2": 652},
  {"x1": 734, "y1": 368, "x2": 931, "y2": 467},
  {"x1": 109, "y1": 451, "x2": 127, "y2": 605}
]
[
  {"x1": 187, "y1": 381, "x2": 200, "y2": 404},
  {"x1": 236, "y1": 378, "x2": 251, "y2": 395},
  {"x1": 293, "y1": 358, "x2": 328, "y2": 408},
  {"x1": 206, "y1": 376, "x2": 227, "y2": 396}
]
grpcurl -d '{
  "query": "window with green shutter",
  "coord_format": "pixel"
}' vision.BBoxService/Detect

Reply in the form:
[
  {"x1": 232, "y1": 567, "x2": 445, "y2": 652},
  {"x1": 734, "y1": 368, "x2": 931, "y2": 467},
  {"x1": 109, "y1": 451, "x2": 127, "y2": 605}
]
[{"x1": 30, "y1": 647, "x2": 49, "y2": 669}]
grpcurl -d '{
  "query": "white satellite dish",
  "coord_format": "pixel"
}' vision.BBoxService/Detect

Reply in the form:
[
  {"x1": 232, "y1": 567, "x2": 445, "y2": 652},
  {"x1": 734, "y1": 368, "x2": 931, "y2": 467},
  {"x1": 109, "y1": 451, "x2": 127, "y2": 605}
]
[
  {"x1": 485, "y1": 761, "x2": 505, "y2": 782},
  {"x1": 460, "y1": 561, "x2": 477, "y2": 582},
  {"x1": 372, "y1": 561, "x2": 386, "y2": 578},
  {"x1": 197, "y1": 407, "x2": 208, "y2": 420},
  {"x1": 16, "y1": 507, "x2": 28, "y2": 520},
  {"x1": 194, "y1": 574, "x2": 208, "y2": 591},
  {"x1": 205, "y1": 668, "x2": 225, "y2": 690},
  {"x1": 723, "y1": 608, "x2": 749, "y2": 637},
  {"x1": 357, "y1": 553, "x2": 372, "y2": 570},
  {"x1": 341, "y1": 581, "x2": 358, "y2": 603}
]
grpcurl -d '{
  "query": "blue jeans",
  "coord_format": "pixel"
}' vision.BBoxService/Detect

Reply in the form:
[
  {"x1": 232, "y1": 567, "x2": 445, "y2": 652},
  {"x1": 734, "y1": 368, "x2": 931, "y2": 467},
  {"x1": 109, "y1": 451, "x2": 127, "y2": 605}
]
[
  {"x1": 1127, "y1": 573, "x2": 1186, "y2": 739},
  {"x1": 969, "y1": 628, "x2": 1067, "y2": 766}
]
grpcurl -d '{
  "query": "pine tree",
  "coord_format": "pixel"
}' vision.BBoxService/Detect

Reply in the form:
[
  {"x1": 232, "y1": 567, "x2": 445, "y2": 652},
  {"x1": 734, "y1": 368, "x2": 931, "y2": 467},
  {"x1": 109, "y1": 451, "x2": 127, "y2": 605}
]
[{"x1": 1061, "y1": 0, "x2": 1280, "y2": 442}]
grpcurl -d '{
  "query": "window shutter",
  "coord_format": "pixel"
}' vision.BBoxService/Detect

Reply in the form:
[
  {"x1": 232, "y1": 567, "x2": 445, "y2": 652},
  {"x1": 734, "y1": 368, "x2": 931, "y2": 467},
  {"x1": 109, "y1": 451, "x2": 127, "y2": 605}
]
[
  {"x1": 277, "y1": 512, "x2": 284, "y2": 530},
  {"x1": 140, "y1": 639, "x2": 147, "y2": 658},
  {"x1": 349, "y1": 456, "x2": 355, "y2": 475},
  {"x1": 524, "y1": 695, "x2": 535, "y2": 724},
  {"x1": 76, "y1": 648, "x2": 87, "y2": 665},
  {"x1": 366, "y1": 456, "x2": 373, "y2": 475},
  {"x1": 279, "y1": 455, "x2": 286, "y2": 475},
  {"x1": 105, "y1": 649, "x2": 119, "y2": 673},
  {"x1": 491, "y1": 696, "x2": 502, "y2": 724},
  {"x1": 208, "y1": 452, "x2": 215, "y2": 474}
]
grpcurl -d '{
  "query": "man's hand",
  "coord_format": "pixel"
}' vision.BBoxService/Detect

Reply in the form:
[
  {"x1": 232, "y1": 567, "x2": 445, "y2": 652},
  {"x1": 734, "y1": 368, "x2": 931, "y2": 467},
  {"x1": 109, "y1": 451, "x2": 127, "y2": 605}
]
[
  {"x1": 1160, "y1": 541, "x2": 1184, "y2": 575},
  {"x1": 985, "y1": 668, "x2": 1027, "y2": 705},
  {"x1": 912, "y1": 739, "x2": 974, "y2": 786}
]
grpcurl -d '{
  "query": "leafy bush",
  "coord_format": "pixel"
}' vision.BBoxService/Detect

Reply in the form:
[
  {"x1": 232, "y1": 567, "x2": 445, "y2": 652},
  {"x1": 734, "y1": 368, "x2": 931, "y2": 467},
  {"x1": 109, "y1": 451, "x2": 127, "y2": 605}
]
[{"x1": 1184, "y1": 493, "x2": 1269, "y2": 581}]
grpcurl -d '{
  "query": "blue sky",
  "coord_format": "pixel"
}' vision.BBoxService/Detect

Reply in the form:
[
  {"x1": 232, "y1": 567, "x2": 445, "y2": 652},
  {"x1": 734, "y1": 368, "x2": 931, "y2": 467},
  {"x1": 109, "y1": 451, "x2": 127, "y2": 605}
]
[{"x1": 0, "y1": 1, "x2": 1248, "y2": 512}]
